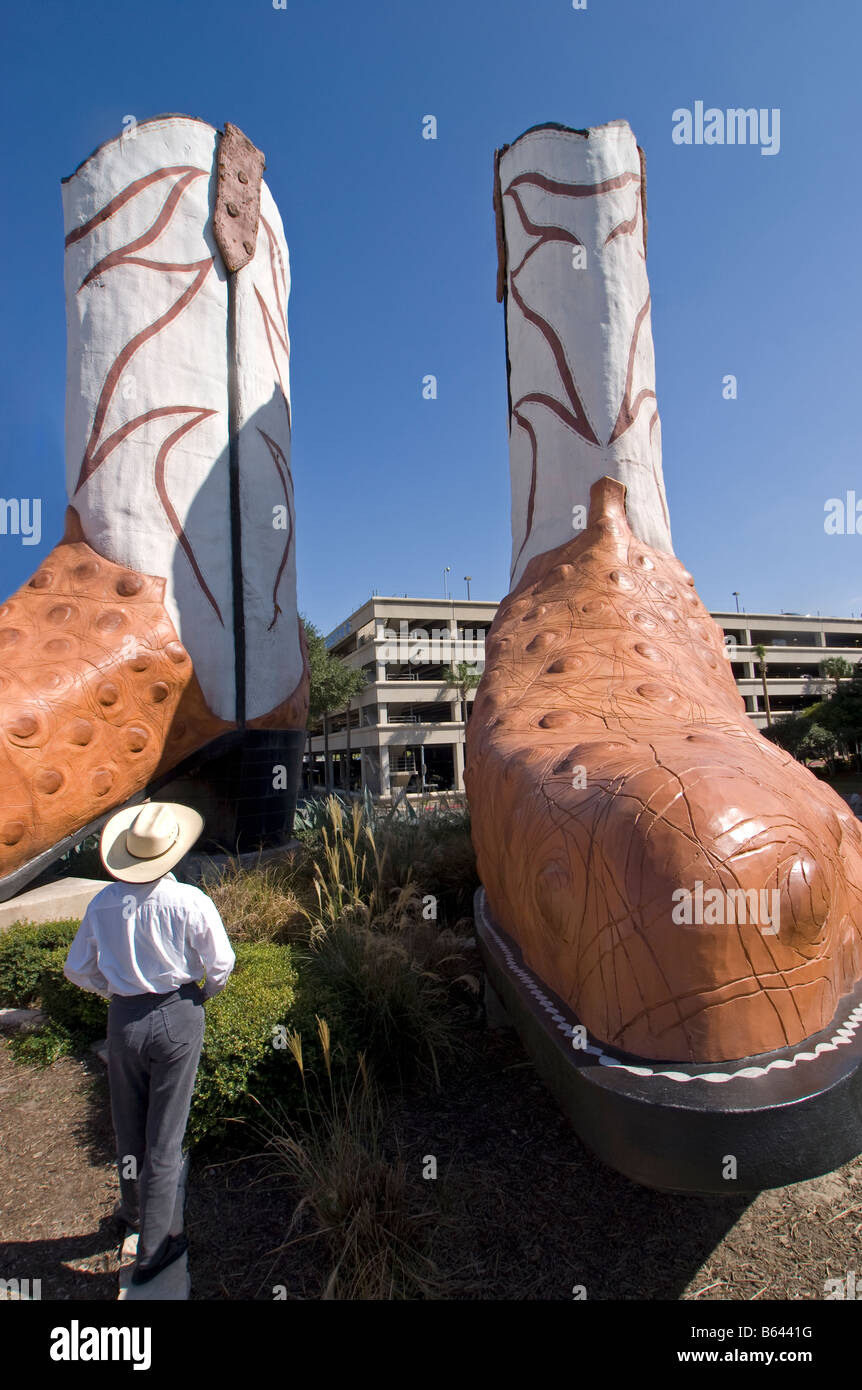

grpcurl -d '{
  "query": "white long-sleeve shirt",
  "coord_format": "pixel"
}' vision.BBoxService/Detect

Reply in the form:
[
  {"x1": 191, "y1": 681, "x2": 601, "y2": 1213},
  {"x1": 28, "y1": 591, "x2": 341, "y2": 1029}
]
[{"x1": 63, "y1": 873, "x2": 235, "y2": 1001}]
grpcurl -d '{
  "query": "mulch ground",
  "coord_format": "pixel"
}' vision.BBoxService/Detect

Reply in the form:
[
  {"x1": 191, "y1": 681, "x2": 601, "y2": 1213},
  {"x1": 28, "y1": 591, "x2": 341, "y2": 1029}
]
[{"x1": 1, "y1": 1020, "x2": 860, "y2": 1301}]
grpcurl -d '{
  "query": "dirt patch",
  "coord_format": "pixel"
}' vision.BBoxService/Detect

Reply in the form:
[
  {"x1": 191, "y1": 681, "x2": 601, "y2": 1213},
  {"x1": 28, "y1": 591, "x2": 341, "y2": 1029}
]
[
  {"x1": 1, "y1": 1028, "x2": 860, "y2": 1301},
  {"x1": 0, "y1": 1041, "x2": 121, "y2": 1299},
  {"x1": 390, "y1": 1030, "x2": 862, "y2": 1300}
]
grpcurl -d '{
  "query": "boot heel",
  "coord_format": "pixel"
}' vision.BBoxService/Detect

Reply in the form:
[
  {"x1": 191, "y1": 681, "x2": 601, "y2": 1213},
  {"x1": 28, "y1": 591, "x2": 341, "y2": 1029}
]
[{"x1": 153, "y1": 729, "x2": 306, "y2": 852}]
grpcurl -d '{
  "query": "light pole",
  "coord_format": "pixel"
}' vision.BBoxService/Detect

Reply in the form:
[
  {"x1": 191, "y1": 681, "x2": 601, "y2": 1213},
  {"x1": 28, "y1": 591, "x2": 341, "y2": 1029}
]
[
  {"x1": 464, "y1": 575, "x2": 472, "y2": 600},
  {"x1": 732, "y1": 591, "x2": 741, "y2": 614},
  {"x1": 443, "y1": 566, "x2": 450, "y2": 599}
]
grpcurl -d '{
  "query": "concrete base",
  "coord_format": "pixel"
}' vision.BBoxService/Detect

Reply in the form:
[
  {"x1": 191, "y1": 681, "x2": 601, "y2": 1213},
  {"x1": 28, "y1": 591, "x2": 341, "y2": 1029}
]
[
  {"x1": 179, "y1": 839, "x2": 300, "y2": 887},
  {"x1": 484, "y1": 977, "x2": 514, "y2": 1031},
  {"x1": 0, "y1": 1007, "x2": 47, "y2": 1030},
  {"x1": 0, "y1": 877, "x2": 109, "y2": 933},
  {"x1": 0, "y1": 844, "x2": 300, "y2": 934},
  {"x1": 117, "y1": 1229, "x2": 138, "y2": 1273},
  {"x1": 117, "y1": 1234, "x2": 190, "y2": 1301}
]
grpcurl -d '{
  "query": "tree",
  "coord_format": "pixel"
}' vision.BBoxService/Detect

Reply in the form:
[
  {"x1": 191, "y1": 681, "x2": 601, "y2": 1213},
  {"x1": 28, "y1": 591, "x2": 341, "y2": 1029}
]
[
  {"x1": 443, "y1": 660, "x2": 482, "y2": 729},
  {"x1": 821, "y1": 656, "x2": 852, "y2": 696},
  {"x1": 764, "y1": 675, "x2": 862, "y2": 777},
  {"x1": 761, "y1": 713, "x2": 809, "y2": 757},
  {"x1": 754, "y1": 644, "x2": 772, "y2": 727},
  {"x1": 811, "y1": 664, "x2": 862, "y2": 772},
  {"x1": 443, "y1": 660, "x2": 482, "y2": 786},
  {"x1": 798, "y1": 723, "x2": 838, "y2": 774},
  {"x1": 303, "y1": 618, "x2": 365, "y2": 793}
]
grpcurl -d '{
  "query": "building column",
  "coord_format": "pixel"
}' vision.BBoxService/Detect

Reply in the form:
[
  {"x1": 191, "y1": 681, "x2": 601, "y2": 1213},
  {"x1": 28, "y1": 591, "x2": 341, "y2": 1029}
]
[
  {"x1": 453, "y1": 738, "x2": 465, "y2": 792},
  {"x1": 380, "y1": 744, "x2": 391, "y2": 799},
  {"x1": 448, "y1": 618, "x2": 459, "y2": 667},
  {"x1": 321, "y1": 714, "x2": 332, "y2": 792}
]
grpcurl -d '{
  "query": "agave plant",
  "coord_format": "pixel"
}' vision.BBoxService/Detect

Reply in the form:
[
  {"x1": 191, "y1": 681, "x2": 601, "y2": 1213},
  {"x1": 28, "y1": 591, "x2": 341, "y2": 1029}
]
[{"x1": 294, "y1": 792, "x2": 352, "y2": 837}]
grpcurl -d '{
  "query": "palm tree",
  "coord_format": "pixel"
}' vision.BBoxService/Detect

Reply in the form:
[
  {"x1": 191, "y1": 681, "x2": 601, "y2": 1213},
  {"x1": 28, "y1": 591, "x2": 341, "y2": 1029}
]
[
  {"x1": 754, "y1": 644, "x2": 772, "y2": 727},
  {"x1": 443, "y1": 660, "x2": 482, "y2": 793},
  {"x1": 443, "y1": 660, "x2": 482, "y2": 730},
  {"x1": 303, "y1": 618, "x2": 365, "y2": 793},
  {"x1": 821, "y1": 656, "x2": 852, "y2": 696}
]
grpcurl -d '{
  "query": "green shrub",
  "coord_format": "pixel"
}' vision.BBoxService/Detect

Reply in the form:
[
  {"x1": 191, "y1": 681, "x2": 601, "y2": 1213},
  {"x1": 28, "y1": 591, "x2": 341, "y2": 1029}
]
[
  {"x1": 9, "y1": 1021, "x2": 76, "y2": 1067},
  {"x1": 205, "y1": 858, "x2": 308, "y2": 944},
  {"x1": 302, "y1": 797, "x2": 478, "y2": 930},
  {"x1": 38, "y1": 946, "x2": 108, "y2": 1039},
  {"x1": 293, "y1": 793, "x2": 352, "y2": 840},
  {"x1": 0, "y1": 853, "x2": 318, "y2": 963},
  {"x1": 375, "y1": 809, "x2": 478, "y2": 923},
  {"x1": 306, "y1": 798, "x2": 387, "y2": 926},
  {"x1": 186, "y1": 942, "x2": 299, "y2": 1147},
  {"x1": 282, "y1": 965, "x2": 365, "y2": 1103},
  {"x1": 261, "y1": 1062, "x2": 445, "y2": 1299},
  {"x1": 305, "y1": 922, "x2": 455, "y2": 1086},
  {"x1": 187, "y1": 942, "x2": 367, "y2": 1148},
  {"x1": 0, "y1": 918, "x2": 80, "y2": 1007},
  {"x1": 6, "y1": 932, "x2": 310, "y2": 1150}
]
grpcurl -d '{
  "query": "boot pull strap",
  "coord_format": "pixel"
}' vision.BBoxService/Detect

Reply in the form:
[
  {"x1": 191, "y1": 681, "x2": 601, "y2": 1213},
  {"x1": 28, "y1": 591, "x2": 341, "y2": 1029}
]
[
  {"x1": 214, "y1": 122, "x2": 266, "y2": 273},
  {"x1": 493, "y1": 144, "x2": 509, "y2": 305},
  {"x1": 637, "y1": 145, "x2": 648, "y2": 257}
]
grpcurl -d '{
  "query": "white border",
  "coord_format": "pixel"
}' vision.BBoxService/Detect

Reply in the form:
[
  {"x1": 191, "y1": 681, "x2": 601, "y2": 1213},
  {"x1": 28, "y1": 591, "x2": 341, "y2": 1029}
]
[{"x1": 479, "y1": 892, "x2": 862, "y2": 1086}]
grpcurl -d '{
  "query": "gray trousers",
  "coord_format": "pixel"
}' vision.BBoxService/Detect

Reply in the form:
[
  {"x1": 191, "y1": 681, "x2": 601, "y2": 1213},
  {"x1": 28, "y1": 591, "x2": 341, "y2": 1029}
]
[{"x1": 107, "y1": 982, "x2": 205, "y2": 1272}]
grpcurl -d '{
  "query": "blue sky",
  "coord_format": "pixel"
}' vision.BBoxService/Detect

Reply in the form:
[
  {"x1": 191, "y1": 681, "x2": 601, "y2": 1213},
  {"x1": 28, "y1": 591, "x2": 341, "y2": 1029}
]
[{"x1": 1, "y1": 0, "x2": 860, "y2": 636}]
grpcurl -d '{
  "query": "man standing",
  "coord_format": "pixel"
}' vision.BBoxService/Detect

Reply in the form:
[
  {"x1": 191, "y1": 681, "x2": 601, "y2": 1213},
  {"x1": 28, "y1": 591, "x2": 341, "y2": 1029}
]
[{"x1": 64, "y1": 801, "x2": 235, "y2": 1288}]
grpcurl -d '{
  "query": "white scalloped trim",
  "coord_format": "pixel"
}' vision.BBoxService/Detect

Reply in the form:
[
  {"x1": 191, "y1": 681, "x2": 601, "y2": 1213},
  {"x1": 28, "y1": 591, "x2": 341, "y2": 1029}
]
[{"x1": 481, "y1": 904, "x2": 862, "y2": 1085}]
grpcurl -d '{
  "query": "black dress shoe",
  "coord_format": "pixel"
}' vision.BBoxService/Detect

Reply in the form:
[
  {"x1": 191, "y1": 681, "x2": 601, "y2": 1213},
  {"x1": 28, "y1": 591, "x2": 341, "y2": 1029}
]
[{"x1": 131, "y1": 1233, "x2": 189, "y2": 1286}]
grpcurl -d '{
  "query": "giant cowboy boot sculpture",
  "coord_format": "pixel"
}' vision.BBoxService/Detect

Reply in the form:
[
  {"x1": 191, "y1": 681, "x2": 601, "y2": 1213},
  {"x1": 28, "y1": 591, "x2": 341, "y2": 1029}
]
[
  {"x1": 466, "y1": 121, "x2": 862, "y2": 1190},
  {"x1": 0, "y1": 116, "x2": 309, "y2": 899}
]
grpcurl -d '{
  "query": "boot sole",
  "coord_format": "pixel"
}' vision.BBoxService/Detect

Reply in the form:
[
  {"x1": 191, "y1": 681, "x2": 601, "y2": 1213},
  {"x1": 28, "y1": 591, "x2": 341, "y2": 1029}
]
[
  {"x1": 476, "y1": 887, "x2": 862, "y2": 1194},
  {"x1": 0, "y1": 729, "x2": 306, "y2": 901}
]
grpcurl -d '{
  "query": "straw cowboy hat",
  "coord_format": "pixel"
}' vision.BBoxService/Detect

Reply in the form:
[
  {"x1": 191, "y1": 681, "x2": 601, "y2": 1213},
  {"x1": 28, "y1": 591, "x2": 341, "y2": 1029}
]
[{"x1": 100, "y1": 802, "x2": 204, "y2": 883}]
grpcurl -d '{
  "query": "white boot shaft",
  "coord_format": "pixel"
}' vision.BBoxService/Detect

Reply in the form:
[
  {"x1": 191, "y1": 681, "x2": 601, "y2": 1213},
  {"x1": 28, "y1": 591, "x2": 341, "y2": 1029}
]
[
  {"x1": 496, "y1": 120, "x2": 673, "y2": 587},
  {"x1": 62, "y1": 115, "x2": 302, "y2": 724}
]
